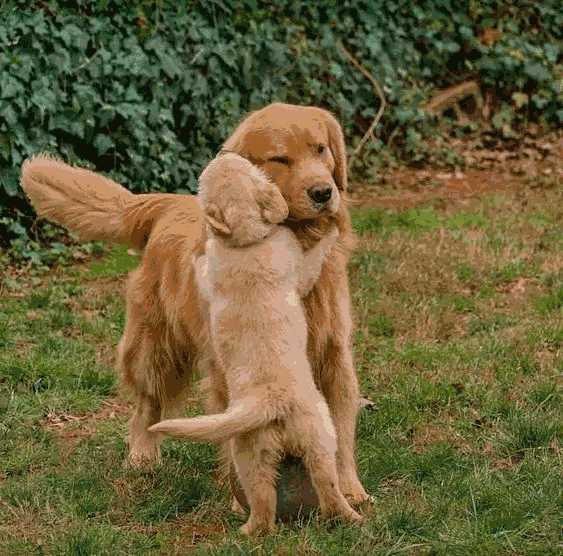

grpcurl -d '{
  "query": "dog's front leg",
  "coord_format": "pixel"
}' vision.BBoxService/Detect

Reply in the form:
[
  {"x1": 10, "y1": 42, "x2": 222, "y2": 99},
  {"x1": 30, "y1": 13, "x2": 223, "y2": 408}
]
[
  {"x1": 320, "y1": 341, "x2": 369, "y2": 505},
  {"x1": 318, "y1": 279, "x2": 369, "y2": 506}
]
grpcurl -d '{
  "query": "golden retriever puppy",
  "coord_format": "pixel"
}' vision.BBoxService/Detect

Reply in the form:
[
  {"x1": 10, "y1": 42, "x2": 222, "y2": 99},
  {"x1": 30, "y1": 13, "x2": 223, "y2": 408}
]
[
  {"x1": 150, "y1": 153, "x2": 362, "y2": 535},
  {"x1": 20, "y1": 103, "x2": 369, "y2": 506}
]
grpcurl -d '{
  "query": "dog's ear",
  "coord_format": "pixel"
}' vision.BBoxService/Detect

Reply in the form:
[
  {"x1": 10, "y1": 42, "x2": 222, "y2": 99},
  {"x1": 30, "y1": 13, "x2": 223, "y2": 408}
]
[
  {"x1": 221, "y1": 116, "x2": 253, "y2": 161},
  {"x1": 317, "y1": 109, "x2": 348, "y2": 192},
  {"x1": 205, "y1": 203, "x2": 231, "y2": 236},
  {"x1": 258, "y1": 188, "x2": 289, "y2": 224}
]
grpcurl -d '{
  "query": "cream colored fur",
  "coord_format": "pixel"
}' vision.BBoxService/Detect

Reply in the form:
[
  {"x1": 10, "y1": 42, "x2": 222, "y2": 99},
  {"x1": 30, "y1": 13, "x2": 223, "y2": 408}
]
[{"x1": 150, "y1": 154, "x2": 362, "y2": 534}]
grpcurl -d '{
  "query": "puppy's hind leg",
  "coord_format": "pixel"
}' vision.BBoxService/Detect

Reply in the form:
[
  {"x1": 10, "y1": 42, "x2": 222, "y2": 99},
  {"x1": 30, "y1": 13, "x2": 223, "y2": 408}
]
[
  {"x1": 232, "y1": 431, "x2": 280, "y2": 536},
  {"x1": 297, "y1": 407, "x2": 363, "y2": 524}
]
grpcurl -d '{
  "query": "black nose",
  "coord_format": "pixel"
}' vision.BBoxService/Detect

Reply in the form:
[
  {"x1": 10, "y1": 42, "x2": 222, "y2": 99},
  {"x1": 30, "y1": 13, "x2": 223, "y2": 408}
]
[{"x1": 308, "y1": 184, "x2": 332, "y2": 205}]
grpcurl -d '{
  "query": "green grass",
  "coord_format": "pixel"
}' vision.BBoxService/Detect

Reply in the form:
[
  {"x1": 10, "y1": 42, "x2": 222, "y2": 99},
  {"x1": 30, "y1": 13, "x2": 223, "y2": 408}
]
[{"x1": 1, "y1": 185, "x2": 562, "y2": 554}]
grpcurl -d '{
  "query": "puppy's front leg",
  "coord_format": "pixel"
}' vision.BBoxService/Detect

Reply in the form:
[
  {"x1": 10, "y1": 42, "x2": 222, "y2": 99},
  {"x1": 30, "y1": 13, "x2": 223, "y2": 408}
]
[
  {"x1": 193, "y1": 254, "x2": 212, "y2": 301},
  {"x1": 297, "y1": 227, "x2": 339, "y2": 297}
]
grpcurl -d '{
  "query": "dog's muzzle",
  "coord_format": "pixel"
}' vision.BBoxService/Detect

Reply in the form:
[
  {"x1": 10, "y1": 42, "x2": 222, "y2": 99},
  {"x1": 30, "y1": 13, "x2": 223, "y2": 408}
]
[{"x1": 307, "y1": 184, "x2": 333, "y2": 205}]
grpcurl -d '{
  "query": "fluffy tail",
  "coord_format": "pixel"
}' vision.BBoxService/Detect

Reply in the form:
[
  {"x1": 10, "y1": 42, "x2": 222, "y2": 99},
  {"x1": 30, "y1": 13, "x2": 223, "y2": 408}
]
[
  {"x1": 149, "y1": 392, "x2": 288, "y2": 443},
  {"x1": 20, "y1": 154, "x2": 185, "y2": 251}
]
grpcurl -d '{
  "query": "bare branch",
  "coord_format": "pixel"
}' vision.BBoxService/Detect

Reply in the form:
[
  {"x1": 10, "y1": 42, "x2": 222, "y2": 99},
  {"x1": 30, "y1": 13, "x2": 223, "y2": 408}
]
[{"x1": 338, "y1": 42, "x2": 386, "y2": 168}]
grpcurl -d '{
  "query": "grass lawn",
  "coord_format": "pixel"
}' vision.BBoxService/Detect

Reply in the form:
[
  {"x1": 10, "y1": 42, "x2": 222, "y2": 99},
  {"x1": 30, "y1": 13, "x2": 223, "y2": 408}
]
[{"x1": 0, "y1": 182, "x2": 561, "y2": 555}]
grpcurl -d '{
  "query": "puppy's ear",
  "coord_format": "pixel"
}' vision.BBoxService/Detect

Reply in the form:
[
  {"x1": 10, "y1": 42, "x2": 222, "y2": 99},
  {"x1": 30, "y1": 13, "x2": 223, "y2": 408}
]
[
  {"x1": 205, "y1": 203, "x2": 231, "y2": 236},
  {"x1": 258, "y1": 188, "x2": 289, "y2": 224},
  {"x1": 318, "y1": 109, "x2": 348, "y2": 192}
]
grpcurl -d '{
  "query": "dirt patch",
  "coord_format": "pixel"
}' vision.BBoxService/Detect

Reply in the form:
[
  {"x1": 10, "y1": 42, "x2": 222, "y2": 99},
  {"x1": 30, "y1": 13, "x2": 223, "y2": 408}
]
[
  {"x1": 350, "y1": 168, "x2": 518, "y2": 210},
  {"x1": 492, "y1": 452, "x2": 525, "y2": 470},
  {"x1": 42, "y1": 398, "x2": 131, "y2": 462},
  {"x1": 83, "y1": 274, "x2": 127, "y2": 297},
  {"x1": 0, "y1": 506, "x2": 47, "y2": 548},
  {"x1": 410, "y1": 423, "x2": 472, "y2": 455},
  {"x1": 119, "y1": 515, "x2": 228, "y2": 553},
  {"x1": 350, "y1": 131, "x2": 562, "y2": 210}
]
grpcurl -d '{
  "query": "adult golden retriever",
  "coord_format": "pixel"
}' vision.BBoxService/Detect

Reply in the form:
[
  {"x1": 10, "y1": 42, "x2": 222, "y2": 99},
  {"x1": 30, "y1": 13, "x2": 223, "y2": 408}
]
[
  {"x1": 150, "y1": 153, "x2": 361, "y2": 534},
  {"x1": 20, "y1": 103, "x2": 369, "y2": 505}
]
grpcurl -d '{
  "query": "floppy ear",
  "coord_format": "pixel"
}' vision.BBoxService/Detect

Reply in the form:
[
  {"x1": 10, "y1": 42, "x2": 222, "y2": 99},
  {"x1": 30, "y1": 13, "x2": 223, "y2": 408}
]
[
  {"x1": 205, "y1": 203, "x2": 231, "y2": 236},
  {"x1": 222, "y1": 115, "x2": 253, "y2": 161},
  {"x1": 258, "y1": 189, "x2": 289, "y2": 224},
  {"x1": 317, "y1": 109, "x2": 348, "y2": 191}
]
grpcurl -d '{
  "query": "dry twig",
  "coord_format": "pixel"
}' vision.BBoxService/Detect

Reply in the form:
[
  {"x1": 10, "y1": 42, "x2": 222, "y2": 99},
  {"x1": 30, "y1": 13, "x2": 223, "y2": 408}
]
[{"x1": 338, "y1": 42, "x2": 386, "y2": 168}]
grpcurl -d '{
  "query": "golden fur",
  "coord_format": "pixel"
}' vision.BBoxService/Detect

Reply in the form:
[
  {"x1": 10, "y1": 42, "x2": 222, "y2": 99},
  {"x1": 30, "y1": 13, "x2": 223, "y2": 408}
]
[
  {"x1": 20, "y1": 102, "x2": 369, "y2": 505},
  {"x1": 149, "y1": 153, "x2": 361, "y2": 534}
]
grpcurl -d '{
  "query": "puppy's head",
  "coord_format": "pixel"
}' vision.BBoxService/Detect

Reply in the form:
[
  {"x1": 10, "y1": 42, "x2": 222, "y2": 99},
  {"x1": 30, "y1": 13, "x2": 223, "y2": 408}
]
[
  {"x1": 198, "y1": 153, "x2": 288, "y2": 247},
  {"x1": 222, "y1": 103, "x2": 347, "y2": 221}
]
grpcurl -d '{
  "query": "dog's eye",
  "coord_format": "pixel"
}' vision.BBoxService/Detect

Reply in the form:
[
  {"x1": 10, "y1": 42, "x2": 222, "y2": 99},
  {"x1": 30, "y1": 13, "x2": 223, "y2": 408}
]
[
  {"x1": 317, "y1": 144, "x2": 325, "y2": 154},
  {"x1": 269, "y1": 156, "x2": 290, "y2": 166}
]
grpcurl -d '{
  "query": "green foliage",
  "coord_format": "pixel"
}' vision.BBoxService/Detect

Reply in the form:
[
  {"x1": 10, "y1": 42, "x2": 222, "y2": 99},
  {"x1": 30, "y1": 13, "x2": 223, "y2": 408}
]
[{"x1": 0, "y1": 0, "x2": 561, "y2": 254}]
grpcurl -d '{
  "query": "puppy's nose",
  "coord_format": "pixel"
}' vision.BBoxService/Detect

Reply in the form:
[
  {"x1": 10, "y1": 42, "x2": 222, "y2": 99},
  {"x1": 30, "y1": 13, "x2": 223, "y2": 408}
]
[{"x1": 307, "y1": 184, "x2": 332, "y2": 205}]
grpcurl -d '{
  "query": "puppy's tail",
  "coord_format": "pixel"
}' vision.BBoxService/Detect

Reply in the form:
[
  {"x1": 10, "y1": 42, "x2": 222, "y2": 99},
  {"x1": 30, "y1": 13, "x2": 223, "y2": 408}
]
[
  {"x1": 20, "y1": 154, "x2": 183, "y2": 251},
  {"x1": 149, "y1": 391, "x2": 289, "y2": 443}
]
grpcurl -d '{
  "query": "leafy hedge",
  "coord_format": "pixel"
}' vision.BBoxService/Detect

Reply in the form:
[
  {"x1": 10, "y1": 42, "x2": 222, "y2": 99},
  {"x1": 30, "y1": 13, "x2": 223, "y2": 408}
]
[{"x1": 0, "y1": 0, "x2": 561, "y2": 251}]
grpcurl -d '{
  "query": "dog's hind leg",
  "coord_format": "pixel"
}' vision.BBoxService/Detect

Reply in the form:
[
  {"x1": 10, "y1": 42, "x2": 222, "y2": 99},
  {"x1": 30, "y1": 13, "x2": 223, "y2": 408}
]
[
  {"x1": 127, "y1": 392, "x2": 163, "y2": 467},
  {"x1": 118, "y1": 311, "x2": 172, "y2": 468},
  {"x1": 232, "y1": 430, "x2": 280, "y2": 536}
]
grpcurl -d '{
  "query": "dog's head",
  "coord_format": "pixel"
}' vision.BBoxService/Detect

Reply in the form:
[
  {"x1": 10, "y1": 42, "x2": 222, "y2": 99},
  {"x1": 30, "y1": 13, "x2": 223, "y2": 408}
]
[
  {"x1": 222, "y1": 103, "x2": 347, "y2": 221},
  {"x1": 198, "y1": 153, "x2": 288, "y2": 247}
]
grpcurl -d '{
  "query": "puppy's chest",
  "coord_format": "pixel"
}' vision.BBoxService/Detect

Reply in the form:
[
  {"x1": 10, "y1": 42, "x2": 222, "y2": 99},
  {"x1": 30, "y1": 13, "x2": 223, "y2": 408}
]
[
  {"x1": 210, "y1": 243, "x2": 298, "y2": 294},
  {"x1": 207, "y1": 261, "x2": 303, "y2": 337}
]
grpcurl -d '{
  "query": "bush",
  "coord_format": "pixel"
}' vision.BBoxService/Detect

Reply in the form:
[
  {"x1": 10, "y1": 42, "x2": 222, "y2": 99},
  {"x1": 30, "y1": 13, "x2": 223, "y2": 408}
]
[{"x1": 0, "y1": 0, "x2": 561, "y2": 255}]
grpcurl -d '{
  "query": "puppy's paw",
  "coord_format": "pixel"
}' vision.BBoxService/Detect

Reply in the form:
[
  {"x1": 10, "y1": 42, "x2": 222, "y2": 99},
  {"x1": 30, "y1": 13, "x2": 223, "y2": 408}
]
[
  {"x1": 318, "y1": 225, "x2": 339, "y2": 254},
  {"x1": 327, "y1": 225, "x2": 339, "y2": 242}
]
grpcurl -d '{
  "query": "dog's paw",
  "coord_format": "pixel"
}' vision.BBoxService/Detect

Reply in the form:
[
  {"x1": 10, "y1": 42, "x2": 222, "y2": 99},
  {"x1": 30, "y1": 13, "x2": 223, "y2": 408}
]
[
  {"x1": 239, "y1": 520, "x2": 276, "y2": 536},
  {"x1": 345, "y1": 508, "x2": 365, "y2": 524},
  {"x1": 345, "y1": 491, "x2": 373, "y2": 507},
  {"x1": 125, "y1": 446, "x2": 161, "y2": 470},
  {"x1": 231, "y1": 496, "x2": 247, "y2": 516},
  {"x1": 340, "y1": 479, "x2": 371, "y2": 507}
]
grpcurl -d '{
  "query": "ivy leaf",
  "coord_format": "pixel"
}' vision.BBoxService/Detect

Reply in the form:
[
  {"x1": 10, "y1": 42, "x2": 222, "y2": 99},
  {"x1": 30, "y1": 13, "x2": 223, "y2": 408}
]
[
  {"x1": 524, "y1": 62, "x2": 551, "y2": 82},
  {"x1": 0, "y1": 74, "x2": 24, "y2": 99},
  {"x1": 159, "y1": 52, "x2": 181, "y2": 79},
  {"x1": 543, "y1": 44, "x2": 559, "y2": 64},
  {"x1": 512, "y1": 92, "x2": 528, "y2": 108},
  {"x1": 0, "y1": 104, "x2": 18, "y2": 127},
  {"x1": 93, "y1": 134, "x2": 114, "y2": 155},
  {"x1": 0, "y1": 168, "x2": 19, "y2": 196}
]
